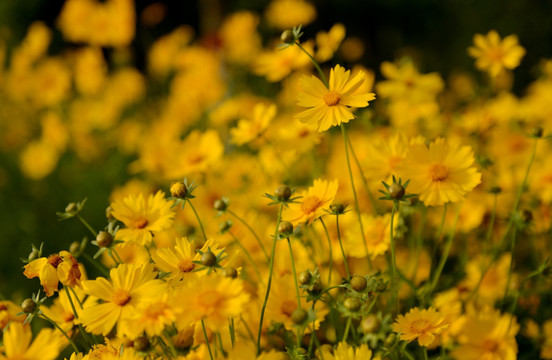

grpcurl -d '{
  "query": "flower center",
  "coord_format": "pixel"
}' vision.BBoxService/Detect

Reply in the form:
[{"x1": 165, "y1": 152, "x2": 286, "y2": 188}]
[
  {"x1": 301, "y1": 196, "x2": 322, "y2": 214},
  {"x1": 482, "y1": 339, "x2": 499, "y2": 353},
  {"x1": 323, "y1": 91, "x2": 340, "y2": 106},
  {"x1": 429, "y1": 163, "x2": 448, "y2": 181},
  {"x1": 112, "y1": 290, "x2": 131, "y2": 306},
  {"x1": 62, "y1": 312, "x2": 75, "y2": 322},
  {"x1": 0, "y1": 304, "x2": 7, "y2": 311},
  {"x1": 280, "y1": 299, "x2": 297, "y2": 317},
  {"x1": 134, "y1": 217, "x2": 148, "y2": 229},
  {"x1": 47, "y1": 254, "x2": 63, "y2": 268},
  {"x1": 178, "y1": 259, "x2": 195, "y2": 273},
  {"x1": 410, "y1": 319, "x2": 432, "y2": 334}
]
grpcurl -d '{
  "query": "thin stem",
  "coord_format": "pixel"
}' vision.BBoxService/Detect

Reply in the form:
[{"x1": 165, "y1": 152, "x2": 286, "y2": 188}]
[
  {"x1": 423, "y1": 347, "x2": 429, "y2": 360},
  {"x1": 336, "y1": 215, "x2": 351, "y2": 279},
  {"x1": 229, "y1": 232, "x2": 265, "y2": 286},
  {"x1": 502, "y1": 227, "x2": 517, "y2": 302},
  {"x1": 112, "y1": 248, "x2": 124, "y2": 264},
  {"x1": 78, "y1": 215, "x2": 97, "y2": 237},
  {"x1": 319, "y1": 218, "x2": 333, "y2": 285},
  {"x1": 257, "y1": 203, "x2": 284, "y2": 355},
  {"x1": 295, "y1": 42, "x2": 328, "y2": 87},
  {"x1": 40, "y1": 313, "x2": 80, "y2": 353},
  {"x1": 229, "y1": 318, "x2": 235, "y2": 348},
  {"x1": 342, "y1": 317, "x2": 352, "y2": 342},
  {"x1": 81, "y1": 252, "x2": 109, "y2": 277},
  {"x1": 287, "y1": 237, "x2": 302, "y2": 309},
  {"x1": 68, "y1": 286, "x2": 84, "y2": 309},
  {"x1": 64, "y1": 286, "x2": 93, "y2": 346},
  {"x1": 241, "y1": 315, "x2": 256, "y2": 345},
  {"x1": 389, "y1": 203, "x2": 399, "y2": 312},
  {"x1": 188, "y1": 200, "x2": 207, "y2": 241},
  {"x1": 227, "y1": 209, "x2": 269, "y2": 261},
  {"x1": 341, "y1": 124, "x2": 371, "y2": 270},
  {"x1": 201, "y1": 319, "x2": 214, "y2": 360},
  {"x1": 484, "y1": 194, "x2": 498, "y2": 254}
]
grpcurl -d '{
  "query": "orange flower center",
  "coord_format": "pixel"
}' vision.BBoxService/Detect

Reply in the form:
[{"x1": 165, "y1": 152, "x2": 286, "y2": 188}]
[
  {"x1": 410, "y1": 319, "x2": 432, "y2": 334},
  {"x1": 112, "y1": 290, "x2": 131, "y2": 306},
  {"x1": 62, "y1": 312, "x2": 75, "y2": 322},
  {"x1": 47, "y1": 254, "x2": 63, "y2": 268},
  {"x1": 0, "y1": 304, "x2": 7, "y2": 311},
  {"x1": 482, "y1": 339, "x2": 499, "y2": 353},
  {"x1": 323, "y1": 91, "x2": 340, "y2": 106},
  {"x1": 301, "y1": 196, "x2": 322, "y2": 214},
  {"x1": 280, "y1": 299, "x2": 297, "y2": 317},
  {"x1": 134, "y1": 217, "x2": 148, "y2": 229},
  {"x1": 178, "y1": 259, "x2": 195, "y2": 273},
  {"x1": 429, "y1": 163, "x2": 448, "y2": 182}
]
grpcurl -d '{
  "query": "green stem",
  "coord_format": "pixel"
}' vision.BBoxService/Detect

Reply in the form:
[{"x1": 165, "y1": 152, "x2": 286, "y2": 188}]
[
  {"x1": 484, "y1": 194, "x2": 498, "y2": 255},
  {"x1": 257, "y1": 204, "x2": 284, "y2": 355},
  {"x1": 188, "y1": 200, "x2": 207, "y2": 241},
  {"x1": 68, "y1": 286, "x2": 84, "y2": 309},
  {"x1": 64, "y1": 286, "x2": 94, "y2": 346},
  {"x1": 112, "y1": 248, "x2": 124, "y2": 264},
  {"x1": 336, "y1": 215, "x2": 351, "y2": 279},
  {"x1": 319, "y1": 218, "x2": 333, "y2": 285},
  {"x1": 201, "y1": 319, "x2": 214, "y2": 360},
  {"x1": 423, "y1": 347, "x2": 429, "y2": 360},
  {"x1": 78, "y1": 215, "x2": 97, "y2": 237},
  {"x1": 295, "y1": 42, "x2": 328, "y2": 87},
  {"x1": 228, "y1": 209, "x2": 269, "y2": 261},
  {"x1": 229, "y1": 318, "x2": 235, "y2": 348},
  {"x1": 390, "y1": 203, "x2": 399, "y2": 312},
  {"x1": 41, "y1": 313, "x2": 80, "y2": 353},
  {"x1": 341, "y1": 124, "x2": 371, "y2": 270},
  {"x1": 342, "y1": 317, "x2": 352, "y2": 342},
  {"x1": 502, "y1": 227, "x2": 517, "y2": 302},
  {"x1": 287, "y1": 237, "x2": 302, "y2": 309},
  {"x1": 81, "y1": 252, "x2": 109, "y2": 277},
  {"x1": 229, "y1": 232, "x2": 265, "y2": 286}
]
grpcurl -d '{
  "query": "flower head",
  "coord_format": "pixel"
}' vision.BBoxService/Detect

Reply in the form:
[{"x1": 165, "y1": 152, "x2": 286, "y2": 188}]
[
  {"x1": 318, "y1": 342, "x2": 373, "y2": 360},
  {"x1": 283, "y1": 178, "x2": 338, "y2": 225},
  {"x1": 468, "y1": 30, "x2": 525, "y2": 77},
  {"x1": 23, "y1": 250, "x2": 81, "y2": 296},
  {"x1": 230, "y1": 103, "x2": 276, "y2": 146},
  {"x1": 296, "y1": 64, "x2": 375, "y2": 132},
  {"x1": 398, "y1": 138, "x2": 481, "y2": 206},
  {"x1": 0, "y1": 322, "x2": 63, "y2": 360},
  {"x1": 392, "y1": 307, "x2": 448, "y2": 347}
]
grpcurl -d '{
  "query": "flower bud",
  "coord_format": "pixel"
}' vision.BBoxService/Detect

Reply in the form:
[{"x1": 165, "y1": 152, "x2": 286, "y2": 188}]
[
  {"x1": 201, "y1": 250, "x2": 217, "y2": 266},
  {"x1": 489, "y1": 186, "x2": 502, "y2": 194},
  {"x1": 278, "y1": 221, "x2": 294, "y2": 236},
  {"x1": 28, "y1": 249, "x2": 38, "y2": 261},
  {"x1": 65, "y1": 202, "x2": 78, "y2": 213},
  {"x1": 388, "y1": 183, "x2": 405, "y2": 199},
  {"x1": 522, "y1": 209, "x2": 533, "y2": 224},
  {"x1": 531, "y1": 126, "x2": 544, "y2": 138},
  {"x1": 376, "y1": 282, "x2": 387, "y2": 292},
  {"x1": 69, "y1": 241, "x2": 80, "y2": 255},
  {"x1": 105, "y1": 206, "x2": 114, "y2": 220},
  {"x1": 350, "y1": 275, "x2": 367, "y2": 292},
  {"x1": 311, "y1": 283, "x2": 322, "y2": 294},
  {"x1": 330, "y1": 203, "x2": 345, "y2": 214},
  {"x1": 280, "y1": 30, "x2": 295, "y2": 44},
  {"x1": 214, "y1": 199, "x2": 227, "y2": 211},
  {"x1": 170, "y1": 181, "x2": 188, "y2": 198},
  {"x1": 219, "y1": 220, "x2": 232, "y2": 233},
  {"x1": 361, "y1": 315, "x2": 381, "y2": 333},
  {"x1": 343, "y1": 297, "x2": 362, "y2": 312},
  {"x1": 291, "y1": 308, "x2": 308, "y2": 324},
  {"x1": 21, "y1": 298, "x2": 36, "y2": 313},
  {"x1": 298, "y1": 271, "x2": 312, "y2": 285},
  {"x1": 222, "y1": 267, "x2": 238, "y2": 278},
  {"x1": 134, "y1": 336, "x2": 150, "y2": 351},
  {"x1": 275, "y1": 185, "x2": 292, "y2": 201},
  {"x1": 384, "y1": 333, "x2": 397, "y2": 348},
  {"x1": 96, "y1": 231, "x2": 113, "y2": 248}
]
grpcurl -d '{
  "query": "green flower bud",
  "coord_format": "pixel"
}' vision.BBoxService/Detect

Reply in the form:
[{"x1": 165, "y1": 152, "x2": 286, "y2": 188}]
[
  {"x1": 361, "y1": 315, "x2": 381, "y2": 333},
  {"x1": 330, "y1": 203, "x2": 346, "y2": 214},
  {"x1": 21, "y1": 298, "x2": 36, "y2": 313},
  {"x1": 350, "y1": 275, "x2": 367, "y2": 292},
  {"x1": 343, "y1": 297, "x2": 362, "y2": 312},
  {"x1": 201, "y1": 251, "x2": 217, "y2": 266},
  {"x1": 96, "y1": 231, "x2": 113, "y2": 248},
  {"x1": 298, "y1": 271, "x2": 312, "y2": 285},
  {"x1": 278, "y1": 221, "x2": 294, "y2": 236},
  {"x1": 69, "y1": 241, "x2": 80, "y2": 255},
  {"x1": 388, "y1": 183, "x2": 405, "y2": 199},
  {"x1": 291, "y1": 308, "x2": 308, "y2": 324},
  {"x1": 222, "y1": 267, "x2": 238, "y2": 278},
  {"x1": 214, "y1": 199, "x2": 227, "y2": 211},
  {"x1": 65, "y1": 202, "x2": 78, "y2": 213},
  {"x1": 280, "y1": 30, "x2": 295, "y2": 44},
  {"x1": 275, "y1": 185, "x2": 292, "y2": 201},
  {"x1": 134, "y1": 336, "x2": 150, "y2": 351},
  {"x1": 170, "y1": 181, "x2": 188, "y2": 198}
]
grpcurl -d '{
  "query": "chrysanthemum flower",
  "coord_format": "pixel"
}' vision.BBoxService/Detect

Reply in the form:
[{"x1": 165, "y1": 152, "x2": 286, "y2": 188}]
[
  {"x1": 317, "y1": 342, "x2": 373, "y2": 360},
  {"x1": 0, "y1": 322, "x2": 63, "y2": 360},
  {"x1": 23, "y1": 250, "x2": 81, "y2": 296},
  {"x1": 283, "y1": 178, "x2": 338, "y2": 225},
  {"x1": 230, "y1": 103, "x2": 276, "y2": 146},
  {"x1": 111, "y1": 191, "x2": 175, "y2": 246},
  {"x1": 296, "y1": 64, "x2": 375, "y2": 132},
  {"x1": 468, "y1": 30, "x2": 525, "y2": 77},
  {"x1": 392, "y1": 307, "x2": 448, "y2": 347},
  {"x1": 80, "y1": 263, "x2": 166, "y2": 336},
  {"x1": 399, "y1": 138, "x2": 481, "y2": 207}
]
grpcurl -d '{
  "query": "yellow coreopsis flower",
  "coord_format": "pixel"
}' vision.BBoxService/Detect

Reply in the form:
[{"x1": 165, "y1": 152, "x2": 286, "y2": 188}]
[
  {"x1": 0, "y1": 322, "x2": 63, "y2": 360},
  {"x1": 399, "y1": 138, "x2": 481, "y2": 207},
  {"x1": 296, "y1": 64, "x2": 375, "y2": 132},
  {"x1": 344, "y1": 212, "x2": 398, "y2": 260},
  {"x1": 315, "y1": 23, "x2": 346, "y2": 62},
  {"x1": 79, "y1": 263, "x2": 166, "y2": 336},
  {"x1": 23, "y1": 251, "x2": 82, "y2": 296},
  {"x1": 283, "y1": 178, "x2": 338, "y2": 225},
  {"x1": 230, "y1": 103, "x2": 276, "y2": 146},
  {"x1": 468, "y1": 30, "x2": 525, "y2": 77},
  {"x1": 265, "y1": 0, "x2": 317, "y2": 30},
  {"x1": 392, "y1": 307, "x2": 448, "y2": 347},
  {"x1": 317, "y1": 342, "x2": 373, "y2": 360},
  {"x1": 111, "y1": 190, "x2": 175, "y2": 246}
]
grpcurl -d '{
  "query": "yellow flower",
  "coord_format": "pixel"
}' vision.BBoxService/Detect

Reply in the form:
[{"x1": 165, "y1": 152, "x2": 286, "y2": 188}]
[
  {"x1": 315, "y1": 23, "x2": 346, "y2": 62},
  {"x1": 0, "y1": 322, "x2": 63, "y2": 360},
  {"x1": 80, "y1": 263, "x2": 166, "y2": 336},
  {"x1": 392, "y1": 307, "x2": 448, "y2": 347},
  {"x1": 0, "y1": 301, "x2": 26, "y2": 330},
  {"x1": 220, "y1": 11, "x2": 261, "y2": 65},
  {"x1": 296, "y1": 64, "x2": 375, "y2": 132},
  {"x1": 451, "y1": 308, "x2": 518, "y2": 360},
  {"x1": 461, "y1": 254, "x2": 512, "y2": 305},
  {"x1": 376, "y1": 61, "x2": 444, "y2": 102},
  {"x1": 363, "y1": 133, "x2": 409, "y2": 182},
  {"x1": 111, "y1": 191, "x2": 175, "y2": 246},
  {"x1": 468, "y1": 30, "x2": 525, "y2": 77},
  {"x1": 254, "y1": 41, "x2": 314, "y2": 82},
  {"x1": 318, "y1": 342, "x2": 372, "y2": 360},
  {"x1": 23, "y1": 251, "x2": 82, "y2": 296},
  {"x1": 283, "y1": 178, "x2": 338, "y2": 225},
  {"x1": 265, "y1": 0, "x2": 317, "y2": 30},
  {"x1": 124, "y1": 291, "x2": 177, "y2": 339},
  {"x1": 344, "y1": 213, "x2": 397, "y2": 259},
  {"x1": 19, "y1": 140, "x2": 60, "y2": 180},
  {"x1": 399, "y1": 138, "x2": 481, "y2": 206},
  {"x1": 230, "y1": 103, "x2": 276, "y2": 146},
  {"x1": 41, "y1": 287, "x2": 90, "y2": 334}
]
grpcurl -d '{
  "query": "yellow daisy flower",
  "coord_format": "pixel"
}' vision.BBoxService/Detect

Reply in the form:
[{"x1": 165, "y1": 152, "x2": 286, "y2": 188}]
[
  {"x1": 296, "y1": 64, "x2": 375, "y2": 132},
  {"x1": 265, "y1": 0, "x2": 317, "y2": 30},
  {"x1": 344, "y1": 213, "x2": 397, "y2": 260},
  {"x1": 23, "y1": 251, "x2": 82, "y2": 297},
  {"x1": 392, "y1": 307, "x2": 448, "y2": 347},
  {"x1": 111, "y1": 191, "x2": 175, "y2": 246},
  {"x1": 230, "y1": 103, "x2": 276, "y2": 146},
  {"x1": 318, "y1": 342, "x2": 373, "y2": 360},
  {"x1": 398, "y1": 138, "x2": 481, "y2": 207},
  {"x1": 0, "y1": 322, "x2": 63, "y2": 360},
  {"x1": 283, "y1": 178, "x2": 338, "y2": 225},
  {"x1": 315, "y1": 23, "x2": 346, "y2": 62},
  {"x1": 468, "y1": 30, "x2": 526, "y2": 77},
  {"x1": 79, "y1": 263, "x2": 166, "y2": 336}
]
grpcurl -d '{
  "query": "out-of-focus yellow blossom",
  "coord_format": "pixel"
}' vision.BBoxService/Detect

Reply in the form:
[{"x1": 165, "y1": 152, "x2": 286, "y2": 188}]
[
  {"x1": 73, "y1": 47, "x2": 107, "y2": 96},
  {"x1": 231, "y1": 103, "x2": 276, "y2": 146},
  {"x1": 362, "y1": 133, "x2": 409, "y2": 183},
  {"x1": 254, "y1": 41, "x2": 314, "y2": 82},
  {"x1": 111, "y1": 191, "x2": 175, "y2": 246},
  {"x1": 452, "y1": 308, "x2": 518, "y2": 360},
  {"x1": 220, "y1": 11, "x2": 261, "y2": 65},
  {"x1": 340, "y1": 36, "x2": 365, "y2": 62},
  {"x1": 296, "y1": 64, "x2": 376, "y2": 132},
  {"x1": 17, "y1": 21, "x2": 51, "y2": 63},
  {"x1": 532, "y1": 155, "x2": 552, "y2": 204},
  {"x1": 19, "y1": 140, "x2": 60, "y2": 180},
  {"x1": 317, "y1": 342, "x2": 373, "y2": 360},
  {"x1": 31, "y1": 58, "x2": 71, "y2": 108},
  {"x1": 344, "y1": 212, "x2": 398, "y2": 260},
  {"x1": 315, "y1": 23, "x2": 346, "y2": 62},
  {"x1": 148, "y1": 26, "x2": 194, "y2": 76},
  {"x1": 284, "y1": 178, "x2": 338, "y2": 225},
  {"x1": 0, "y1": 301, "x2": 25, "y2": 329},
  {"x1": 461, "y1": 254, "x2": 513, "y2": 305},
  {"x1": 265, "y1": 0, "x2": 317, "y2": 30},
  {"x1": 41, "y1": 288, "x2": 89, "y2": 334},
  {"x1": 468, "y1": 30, "x2": 525, "y2": 77},
  {"x1": 227, "y1": 342, "x2": 287, "y2": 360},
  {"x1": 0, "y1": 322, "x2": 63, "y2": 360},
  {"x1": 40, "y1": 112, "x2": 68, "y2": 152},
  {"x1": 23, "y1": 251, "x2": 82, "y2": 296},
  {"x1": 124, "y1": 291, "x2": 177, "y2": 339},
  {"x1": 392, "y1": 307, "x2": 448, "y2": 347},
  {"x1": 541, "y1": 319, "x2": 552, "y2": 359},
  {"x1": 399, "y1": 138, "x2": 481, "y2": 207}
]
